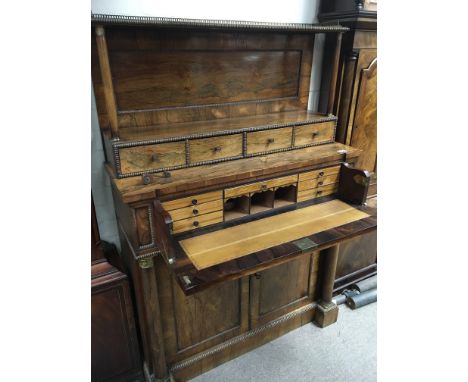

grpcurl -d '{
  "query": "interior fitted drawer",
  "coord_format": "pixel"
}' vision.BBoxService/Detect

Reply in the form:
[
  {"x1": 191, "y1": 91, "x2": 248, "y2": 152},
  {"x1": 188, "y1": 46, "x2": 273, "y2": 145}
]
[
  {"x1": 172, "y1": 211, "x2": 224, "y2": 234},
  {"x1": 225, "y1": 175, "x2": 298, "y2": 199},
  {"x1": 297, "y1": 183, "x2": 339, "y2": 202},
  {"x1": 246, "y1": 127, "x2": 293, "y2": 155},
  {"x1": 299, "y1": 165, "x2": 341, "y2": 182},
  {"x1": 166, "y1": 199, "x2": 223, "y2": 221},
  {"x1": 298, "y1": 173, "x2": 340, "y2": 192},
  {"x1": 294, "y1": 121, "x2": 335, "y2": 147},
  {"x1": 189, "y1": 134, "x2": 243, "y2": 163},
  {"x1": 119, "y1": 141, "x2": 186, "y2": 174},
  {"x1": 162, "y1": 191, "x2": 222, "y2": 211}
]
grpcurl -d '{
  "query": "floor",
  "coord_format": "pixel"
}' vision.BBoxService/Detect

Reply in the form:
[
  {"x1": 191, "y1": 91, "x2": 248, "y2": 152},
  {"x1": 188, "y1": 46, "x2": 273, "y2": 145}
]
[{"x1": 190, "y1": 302, "x2": 377, "y2": 382}]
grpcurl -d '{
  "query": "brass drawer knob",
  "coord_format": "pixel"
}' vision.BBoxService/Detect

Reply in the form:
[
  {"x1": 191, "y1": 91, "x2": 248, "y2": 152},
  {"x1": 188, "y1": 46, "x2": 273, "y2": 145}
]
[
  {"x1": 212, "y1": 146, "x2": 222, "y2": 153},
  {"x1": 193, "y1": 209, "x2": 199, "y2": 215},
  {"x1": 193, "y1": 221, "x2": 199, "y2": 227},
  {"x1": 319, "y1": 171, "x2": 324, "y2": 177},
  {"x1": 317, "y1": 191, "x2": 322, "y2": 196},
  {"x1": 192, "y1": 199, "x2": 198, "y2": 205},
  {"x1": 266, "y1": 138, "x2": 275, "y2": 144},
  {"x1": 311, "y1": 132, "x2": 319, "y2": 138},
  {"x1": 318, "y1": 181, "x2": 323, "y2": 186},
  {"x1": 261, "y1": 184, "x2": 268, "y2": 191}
]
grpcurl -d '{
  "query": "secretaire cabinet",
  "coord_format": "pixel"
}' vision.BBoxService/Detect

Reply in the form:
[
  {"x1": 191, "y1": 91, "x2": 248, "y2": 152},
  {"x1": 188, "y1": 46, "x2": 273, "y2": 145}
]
[{"x1": 92, "y1": 13, "x2": 377, "y2": 381}]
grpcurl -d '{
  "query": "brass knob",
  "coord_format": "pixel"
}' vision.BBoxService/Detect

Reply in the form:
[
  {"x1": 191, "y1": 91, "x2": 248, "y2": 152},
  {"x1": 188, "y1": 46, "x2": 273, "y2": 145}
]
[
  {"x1": 193, "y1": 221, "x2": 199, "y2": 227},
  {"x1": 317, "y1": 191, "x2": 322, "y2": 195},
  {"x1": 261, "y1": 184, "x2": 268, "y2": 191},
  {"x1": 193, "y1": 209, "x2": 199, "y2": 215},
  {"x1": 266, "y1": 138, "x2": 275, "y2": 144},
  {"x1": 192, "y1": 199, "x2": 198, "y2": 205},
  {"x1": 213, "y1": 146, "x2": 222, "y2": 153},
  {"x1": 318, "y1": 181, "x2": 323, "y2": 186},
  {"x1": 319, "y1": 171, "x2": 324, "y2": 177},
  {"x1": 312, "y1": 132, "x2": 319, "y2": 138}
]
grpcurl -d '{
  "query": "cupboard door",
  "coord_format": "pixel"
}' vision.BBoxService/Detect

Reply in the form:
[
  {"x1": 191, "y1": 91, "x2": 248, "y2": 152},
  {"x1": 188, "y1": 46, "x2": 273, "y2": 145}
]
[
  {"x1": 249, "y1": 252, "x2": 319, "y2": 328},
  {"x1": 350, "y1": 53, "x2": 377, "y2": 173}
]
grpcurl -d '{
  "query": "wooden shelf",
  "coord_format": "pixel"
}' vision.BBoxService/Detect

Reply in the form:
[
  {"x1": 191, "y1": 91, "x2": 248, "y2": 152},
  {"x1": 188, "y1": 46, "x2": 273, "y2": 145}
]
[
  {"x1": 224, "y1": 210, "x2": 249, "y2": 221},
  {"x1": 117, "y1": 111, "x2": 334, "y2": 142}
]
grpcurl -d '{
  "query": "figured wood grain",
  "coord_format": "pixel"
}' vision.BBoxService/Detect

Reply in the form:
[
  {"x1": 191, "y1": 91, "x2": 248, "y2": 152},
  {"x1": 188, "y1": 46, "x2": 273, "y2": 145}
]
[
  {"x1": 117, "y1": 111, "x2": 334, "y2": 142},
  {"x1": 294, "y1": 121, "x2": 335, "y2": 146},
  {"x1": 172, "y1": 210, "x2": 223, "y2": 234},
  {"x1": 166, "y1": 199, "x2": 223, "y2": 222},
  {"x1": 179, "y1": 200, "x2": 369, "y2": 270},
  {"x1": 298, "y1": 165, "x2": 341, "y2": 182},
  {"x1": 94, "y1": 26, "x2": 119, "y2": 137},
  {"x1": 112, "y1": 143, "x2": 360, "y2": 202},
  {"x1": 119, "y1": 141, "x2": 186, "y2": 174},
  {"x1": 189, "y1": 134, "x2": 243, "y2": 163},
  {"x1": 246, "y1": 127, "x2": 293, "y2": 155},
  {"x1": 224, "y1": 175, "x2": 298, "y2": 199},
  {"x1": 110, "y1": 50, "x2": 301, "y2": 111},
  {"x1": 298, "y1": 173, "x2": 339, "y2": 191},
  {"x1": 297, "y1": 183, "x2": 338, "y2": 202},
  {"x1": 162, "y1": 191, "x2": 222, "y2": 211}
]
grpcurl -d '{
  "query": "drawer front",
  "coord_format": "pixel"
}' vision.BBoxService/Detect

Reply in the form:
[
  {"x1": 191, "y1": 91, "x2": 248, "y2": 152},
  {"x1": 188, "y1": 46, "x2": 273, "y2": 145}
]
[
  {"x1": 246, "y1": 127, "x2": 293, "y2": 155},
  {"x1": 190, "y1": 134, "x2": 243, "y2": 163},
  {"x1": 162, "y1": 191, "x2": 222, "y2": 211},
  {"x1": 172, "y1": 211, "x2": 224, "y2": 234},
  {"x1": 294, "y1": 121, "x2": 335, "y2": 147},
  {"x1": 297, "y1": 183, "x2": 339, "y2": 202},
  {"x1": 166, "y1": 199, "x2": 223, "y2": 221},
  {"x1": 119, "y1": 141, "x2": 186, "y2": 174},
  {"x1": 299, "y1": 165, "x2": 341, "y2": 182},
  {"x1": 225, "y1": 175, "x2": 298, "y2": 199},
  {"x1": 298, "y1": 173, "x2": 339, "y2": 192}
]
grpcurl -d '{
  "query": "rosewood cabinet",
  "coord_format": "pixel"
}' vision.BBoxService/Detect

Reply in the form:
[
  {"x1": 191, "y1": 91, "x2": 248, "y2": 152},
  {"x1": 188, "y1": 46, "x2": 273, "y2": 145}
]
[{"x1": 91, "y1": 14, "x2": 377, "y2": 381}]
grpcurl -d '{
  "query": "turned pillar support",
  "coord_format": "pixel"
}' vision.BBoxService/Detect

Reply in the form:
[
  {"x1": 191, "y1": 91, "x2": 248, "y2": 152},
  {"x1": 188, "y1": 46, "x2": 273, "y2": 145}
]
[{"x1": 314, "y1": 244, "x2": 340, "y2": 328}]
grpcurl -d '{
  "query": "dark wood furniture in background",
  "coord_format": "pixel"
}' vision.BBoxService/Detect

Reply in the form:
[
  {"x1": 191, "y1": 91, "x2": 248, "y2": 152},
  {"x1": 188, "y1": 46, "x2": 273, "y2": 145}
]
[
  {"x1": 319, "y1": 0, "x2": 377, "y2": 293},
  {"x1": 91, "y1": 197, "x2": 144, "y2": 382},
  {"x1": 91, "y1": 14, "x2": 377, "y2": 381}
]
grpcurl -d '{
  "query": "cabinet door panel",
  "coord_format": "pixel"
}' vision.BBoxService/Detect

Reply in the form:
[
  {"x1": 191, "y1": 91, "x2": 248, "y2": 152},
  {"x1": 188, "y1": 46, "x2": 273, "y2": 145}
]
[
  {"x1": 250, "y1": 252, "x2": 319, "y2": 328},
  {"x1": 351, "y1": 53, "x2": 377, "y2": 172}
]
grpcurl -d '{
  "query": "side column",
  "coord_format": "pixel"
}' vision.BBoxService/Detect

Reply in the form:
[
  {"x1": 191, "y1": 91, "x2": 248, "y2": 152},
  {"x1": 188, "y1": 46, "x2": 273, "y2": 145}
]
[{"x1": 314, "y1": 244, "x2": 340, "y2": 328}]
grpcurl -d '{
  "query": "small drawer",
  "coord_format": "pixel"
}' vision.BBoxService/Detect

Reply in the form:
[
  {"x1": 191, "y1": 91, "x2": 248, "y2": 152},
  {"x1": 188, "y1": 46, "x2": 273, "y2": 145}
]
[
  {"x1": 246, "y1": 127, "x2": 293, "y2": 155},
  {"x1": 166, "y1": 200, "x2": 223, "y2": 221},
  {"x1": 172, "y1": 211, "x2": 224, "y2": 234},
  {"x1": 162, "y1": 191, "x2": 222, "y2": 211},
  {"x1": 224, "y1": 175, "x2": 298, "y2": 199},
  {"x1": 294, "y1": 121, "x2": 335, "y2": 147},
  {"x1": 189, "y1": 134, "x2": 243, "y2": 163},
  {"x1": 298, "y1": 173, "x2": 339, "y2": 192},
  {"x1": 119, "y1": 141, "x2": 186, "y2": 174},
  {"x1": 297, "y1": 183, "x2": 339, "y2": 202},
  {"x1": 298, "y1": 165, "x2": 341, "y2": 182}
]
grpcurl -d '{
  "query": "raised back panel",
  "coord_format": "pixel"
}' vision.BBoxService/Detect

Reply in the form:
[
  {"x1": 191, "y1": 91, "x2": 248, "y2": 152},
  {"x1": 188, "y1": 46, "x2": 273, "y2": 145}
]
[{"x1": 92, "y1": 26, "x2": 314, "y2": 128}]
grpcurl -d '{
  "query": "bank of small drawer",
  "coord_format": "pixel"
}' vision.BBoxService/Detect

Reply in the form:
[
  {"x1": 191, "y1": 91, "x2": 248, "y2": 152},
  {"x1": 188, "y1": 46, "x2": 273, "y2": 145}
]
[
  {"x1": 119, "y1": 141, "x2": 186, "y2": 174},
  {"x1": 298, "y1": 173, "x2": 340, "y2": 192},
  {"x1": 224, "y1": 174, "x2": 298, "y2": 199},
  {"x1": 172, "y1": 211, "x2": 224, "y2": 234},
  {"x1": 246, "y1": 127, "x2": 293, "y2": 155},
  {"x1": 299, "y1": 165, "x2": 341, "y2": 182},
  {"x1": 162, "y1": 191, "x2": 222, "y2": 211},
  {"x1": 166, "y1": 199, "x2": 223, "y2": 221},
  {"x1": 189, "y1": 134, "x2": 243, "y2": 163},
  {"x1": 297, "y1": 183, "x2": 339, "y2": 202},
  {"x1": 294, "y1": 121, "x2": 335, "y2": 147}
]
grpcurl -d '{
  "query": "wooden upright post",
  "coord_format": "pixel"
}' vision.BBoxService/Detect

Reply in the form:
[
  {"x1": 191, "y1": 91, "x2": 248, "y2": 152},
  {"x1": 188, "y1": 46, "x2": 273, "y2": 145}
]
[
  {"x1": 314, "y1": 244, "x2": 340, "y2": 327},
  {"x1": 95, "y1": 25, "x2": 119, "y2": 139},
  {"x1": 327, "y1": 32, "x2": 343, "y2": 115}
]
